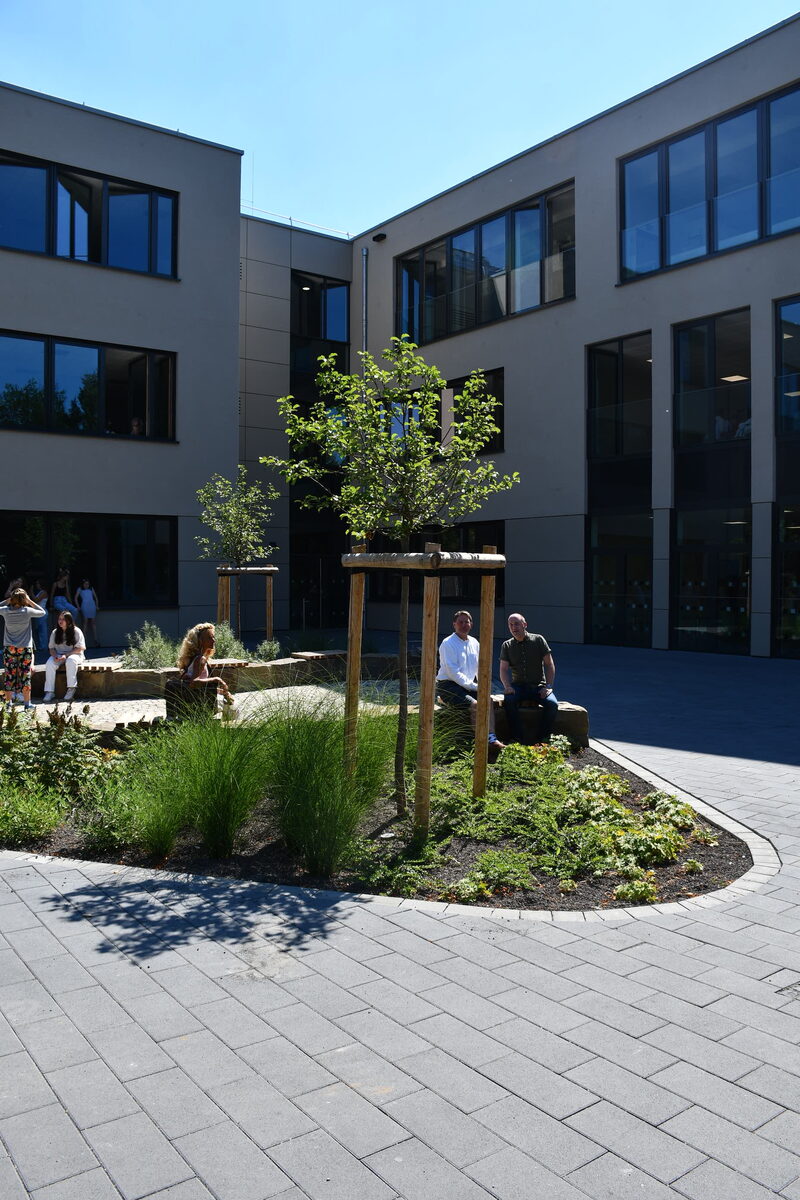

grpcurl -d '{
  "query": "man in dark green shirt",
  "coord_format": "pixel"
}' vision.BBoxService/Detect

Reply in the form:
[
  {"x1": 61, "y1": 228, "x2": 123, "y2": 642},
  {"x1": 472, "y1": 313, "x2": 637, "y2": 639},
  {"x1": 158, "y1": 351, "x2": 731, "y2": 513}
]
[{"x1": 498, "y1": 612, "x2": 558, "y2": 743}]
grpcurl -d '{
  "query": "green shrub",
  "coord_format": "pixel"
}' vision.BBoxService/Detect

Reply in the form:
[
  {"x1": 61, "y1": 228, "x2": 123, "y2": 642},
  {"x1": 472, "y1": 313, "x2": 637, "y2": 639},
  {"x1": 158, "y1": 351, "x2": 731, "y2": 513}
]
[
  {"x1": 0, "y1": 707, "x2": 107, "y2": 800},
  {"x1": 122, "y1": 622, "x2": 179, "y2": 669},
  {"x1": 252, "y1": 638, "x2": 281, "y2": 662},
  {"x1": 213, "y1": 621, "x2": 248, "y2": 660},
  {"x1": 613, "y1": 872, "x2": 658, "y2": 904},
  {"x1": 75, "y1": 766, "x2": 138, "y2": 853},
  {"x1": 683, "y1": 858, "x2": 703, "y2": 874},
  {"x1": 0, "y1": 780, "x2": 66, "y2": 845},
  {"x1": 263, "y1": 695, "x2": 394, "y2": 877},
  {"x1": 642, "y1": 791, "x2": 696, "y2": 830}
]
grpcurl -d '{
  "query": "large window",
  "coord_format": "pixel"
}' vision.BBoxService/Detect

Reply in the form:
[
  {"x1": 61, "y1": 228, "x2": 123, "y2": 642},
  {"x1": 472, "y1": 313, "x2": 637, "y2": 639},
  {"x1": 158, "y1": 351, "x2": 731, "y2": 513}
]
[
  {"x1": 442, "y1": 368, "x2": 504, "y2": 454},
  {"x1": 621, "y1": 83, "x2": 800, "y2": 280},
  {"x1": 397, "y1": 184, "x2": 575, "y2": 344},
  {"x1": 290, "y1": 272, "x2": 350, "y2": 404},
  {"x1": 672, "y1": 507, "x2": 751, "y2": 654},
  {"x1": 0, "y1": 330, "x2": 174, "y2": 439},
  {"x1": 0, "y1": 149, "x2": 176, "y2": 276},
  {"x1": 674, "y1": 309, "x2": 750, "y2": 447},
  {"x1": 587, "y1": 334, "x2": 651, "y2": 511},
  {"x1": 775, "y1": 504, "x2": 800, "y2": 658},
  {"x1": 587, "y1": 513, "x2": 652, "y2": 647},
  {"x1": 0, "y1": 511, "x2": 177, "y2": 608},
  {"x1": 777, "y1": 296, "x2": 800, "y2": 435}
]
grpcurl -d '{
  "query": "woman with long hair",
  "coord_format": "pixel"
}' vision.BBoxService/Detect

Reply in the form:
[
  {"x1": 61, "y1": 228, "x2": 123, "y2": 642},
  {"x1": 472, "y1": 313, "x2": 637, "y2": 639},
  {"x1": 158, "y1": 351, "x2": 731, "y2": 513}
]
[
  {"x1": 0, "y1": 588, "x2": 46, "y2": 712},
  {"x1": 177, "y1": 622, "x2": 232, "y2": 701},
  {"x1": 43, "y1": 610, "x2": 86, "y2": 703},
  {"x1": 49, "y1": 568, "x2": 79, "y2": 623}
]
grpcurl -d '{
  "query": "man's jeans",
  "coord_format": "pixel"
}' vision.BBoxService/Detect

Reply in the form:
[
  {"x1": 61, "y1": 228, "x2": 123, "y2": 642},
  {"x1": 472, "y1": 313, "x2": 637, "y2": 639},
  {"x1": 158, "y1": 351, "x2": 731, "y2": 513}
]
[
  {"x1": 503, "y1": 683, "x2": 558, "y2": 743},
  {"x1": 436, "y1": 679, "x2": 498, "y2": 741}
]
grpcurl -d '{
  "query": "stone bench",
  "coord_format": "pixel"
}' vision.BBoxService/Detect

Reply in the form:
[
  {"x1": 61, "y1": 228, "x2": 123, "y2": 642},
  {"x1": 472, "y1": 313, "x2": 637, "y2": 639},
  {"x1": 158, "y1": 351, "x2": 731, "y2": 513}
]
[
  {"x1": 28, "y1": 663, "x2": 115, "y2": 701},
  {"x1": 435, "y1": 691, "x2": 589, "y2": 747}
]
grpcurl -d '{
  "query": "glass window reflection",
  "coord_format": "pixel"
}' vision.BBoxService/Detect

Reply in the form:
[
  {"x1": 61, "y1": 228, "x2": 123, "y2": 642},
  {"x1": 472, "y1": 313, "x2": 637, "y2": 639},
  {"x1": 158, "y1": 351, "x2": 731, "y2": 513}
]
[
  {"x1": 53, "y1": 343, "x2": 99, "y2": 433},
  {"x1": 673, "y1": 506, "x2": 751, "y2": 654},
  {"x1": 0, "y1": 335, "x2": 46, "y2": 427},
  {"x1": 622, "y1": 152, "x2": 660, "y2": 277},
  {"x1": 155, "y1": 195, "x2": 174, "y2": 276},
  {"x1": 777, "y1": 297, "x2": 800, "y2": 434},
  {"x1": 667, "y1": 132, "x2": 707, "y2": 264},
  {"x1": 769, "y1": 90, "x2": 800, "y2": 234},
  {"x1": 107, "y1": 184, "x2": 150, "y2": 272},
  {"x1": 450, "y1": 229, "x2": 476, "y2": 332},
  {"x1": 511, "y1": 206, "x2": 540, "y2": 312},
  {"x1": 715, "y1": 110, "x2": 759, "y2": 249},
  {"x1": 0, "y1": 156, "x2": 47, "y2": 253},
  {"x1": 480, "y1": 217, "x2": 507, "y2": 322}
]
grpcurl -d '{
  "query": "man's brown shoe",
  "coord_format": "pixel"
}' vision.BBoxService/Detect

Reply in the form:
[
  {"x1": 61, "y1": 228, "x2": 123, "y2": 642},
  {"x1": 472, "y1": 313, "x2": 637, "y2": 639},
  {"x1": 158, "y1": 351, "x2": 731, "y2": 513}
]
[{"x1": 488, "y1": 740, "x2": 506, "y2": 762}]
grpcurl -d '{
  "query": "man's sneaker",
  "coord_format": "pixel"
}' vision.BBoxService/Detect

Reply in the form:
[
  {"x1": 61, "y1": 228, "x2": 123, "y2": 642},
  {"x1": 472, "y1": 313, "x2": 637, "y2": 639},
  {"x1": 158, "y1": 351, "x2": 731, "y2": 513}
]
[
  {"x1": 64, "y1": 688, "x2": 76, "y2": 702},
  {"x1": 487, "y1": 739, "x2": 506, "y2": 763},
  {"x1": 23, "y1": 702, "x2": 35, "y2": 712},
  {"x1": 43, "y1": 692, "x2": 55, "y2": 703}
]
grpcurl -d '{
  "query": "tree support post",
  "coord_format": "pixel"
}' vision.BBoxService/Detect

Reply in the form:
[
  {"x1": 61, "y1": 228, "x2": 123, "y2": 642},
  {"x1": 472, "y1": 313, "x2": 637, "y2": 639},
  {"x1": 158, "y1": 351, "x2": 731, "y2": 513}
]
[
  {"x1": 473, "y1": 545, "x2": 497, "y2": 798},
  {"x1": 265, "y1": 574, "x2": 274, "y2": 641},
  {"x1": 216, "y1": 569, "x2": 231, "y2": 627},
  {"x1": 414, "y1": 543, "x2": 442, "y2": 839},
  {"x1": 344, "y1": 544, "x2": 366, "y2": 771}
]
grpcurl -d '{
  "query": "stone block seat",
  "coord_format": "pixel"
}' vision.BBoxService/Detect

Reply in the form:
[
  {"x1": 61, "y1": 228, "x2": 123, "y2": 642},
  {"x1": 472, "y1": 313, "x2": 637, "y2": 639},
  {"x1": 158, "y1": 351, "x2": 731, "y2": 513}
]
[
  {"x1": 29, "y1": 662, "x2": 115, "y2": 701},
  {"x1": 434, "y1": 689, "x2": 589, "y2": 747},
  {"x1": 163, "y1": 677, "x2": 219, "y2": 721}
]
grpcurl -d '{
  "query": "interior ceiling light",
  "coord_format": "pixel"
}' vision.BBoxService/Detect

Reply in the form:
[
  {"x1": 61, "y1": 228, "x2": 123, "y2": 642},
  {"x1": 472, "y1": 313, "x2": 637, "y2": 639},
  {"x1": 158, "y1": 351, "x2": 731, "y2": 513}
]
[
  {"x1": 724, "y1": 520, "x2": 747, "y2": 524},
  {"x1": 784, "y1": 332, "x2": 793, "y2": 339},
  {"x1": 720, "y1": 375, "x2": 748, "y2": 382},
  {"x1": 785, "y1": 391, "x2": 800, "y2": 398},
  {"x1": 301, "y1": 286, "x2": 311, "y2": 291}
]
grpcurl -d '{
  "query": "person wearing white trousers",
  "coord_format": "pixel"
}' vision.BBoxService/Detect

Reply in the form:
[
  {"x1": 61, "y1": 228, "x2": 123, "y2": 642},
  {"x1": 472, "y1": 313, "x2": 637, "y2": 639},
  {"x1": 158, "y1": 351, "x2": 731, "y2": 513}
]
[{"x1": 43, "y1": 611, "x2": 86, "y2": 702}]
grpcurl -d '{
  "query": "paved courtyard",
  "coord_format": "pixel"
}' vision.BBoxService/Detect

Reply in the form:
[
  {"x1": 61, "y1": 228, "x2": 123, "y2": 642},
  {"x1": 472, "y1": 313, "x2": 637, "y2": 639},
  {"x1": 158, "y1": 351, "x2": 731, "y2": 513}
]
[{"x1": 1, "y1": 644, "x2": 800, "y2": 1199}]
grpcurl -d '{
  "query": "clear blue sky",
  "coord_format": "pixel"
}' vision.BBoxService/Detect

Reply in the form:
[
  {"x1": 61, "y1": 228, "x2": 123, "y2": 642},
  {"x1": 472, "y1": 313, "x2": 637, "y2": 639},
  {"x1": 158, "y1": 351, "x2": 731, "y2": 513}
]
[{"x1": 3, "y1": 1, "x2": 798, "y2": 236}]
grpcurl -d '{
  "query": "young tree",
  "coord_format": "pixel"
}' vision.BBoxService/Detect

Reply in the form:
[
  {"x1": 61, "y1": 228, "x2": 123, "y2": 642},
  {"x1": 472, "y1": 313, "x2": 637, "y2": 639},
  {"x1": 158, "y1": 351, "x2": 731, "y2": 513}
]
[
  {"x1": 262, "y1": 335, "x2": 519, "y2": 812},
  {"x1": 195, "y1": 465, "x2": 278, "y2": 636}
]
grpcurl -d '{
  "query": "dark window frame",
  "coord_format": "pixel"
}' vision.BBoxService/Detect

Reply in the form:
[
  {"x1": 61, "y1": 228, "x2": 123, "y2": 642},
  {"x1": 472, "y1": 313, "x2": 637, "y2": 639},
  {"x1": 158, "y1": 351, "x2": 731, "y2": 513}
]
[
  {"x1": 586, "y1": 330, "x2": 653, "y2": 461},
  {"x1": 443, "y1": 367, "x2": 505, "y2": 454},
  {"x1": 0, "y1": 326, "x2": 176, "y2": 441},
  {"x1": 776, "y1": 292, "x2": 800, "y2": 440},
  {"x1": 396, "y1": 181, "x2": 575, "y2": 346},
  {"x1": 0, "y1": 147, "x2": 177, "y2": 277},
  {"x1": 619, "y1": 81, "x2": 800, "y2": 282},
  {"x1": 0, "y1": 509, "x2": 178, "y2": 609}
]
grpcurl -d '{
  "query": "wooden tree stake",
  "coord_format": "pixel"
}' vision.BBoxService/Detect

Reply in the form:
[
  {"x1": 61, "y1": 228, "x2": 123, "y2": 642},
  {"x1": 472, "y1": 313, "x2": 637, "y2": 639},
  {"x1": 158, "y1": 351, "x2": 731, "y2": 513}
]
[
  {"x1": 344, "y1": 543, "x2": 367, "y2": 770},
  {"x1": 414, "y1": 543, "x2": 441, "y2": 839},
  {"x1": 217, "y1": 569, "x2": 231, "y2": 627},
  {"x1": 265, "y1": 574, "x2": 274, "y2": 640},
  {"x1": 472, "y1": 545, "x2": 497, "y2": 798}
]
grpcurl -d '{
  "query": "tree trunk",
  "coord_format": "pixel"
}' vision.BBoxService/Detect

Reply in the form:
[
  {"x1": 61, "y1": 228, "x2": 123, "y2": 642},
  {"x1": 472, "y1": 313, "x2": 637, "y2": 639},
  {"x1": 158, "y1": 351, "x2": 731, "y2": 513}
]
[
  {"x1": 392, "y1": 538, "x2": 410, "y2": 817},
  {"x1": 234, "y1": 573, "x2": 241, "y2": 640}
]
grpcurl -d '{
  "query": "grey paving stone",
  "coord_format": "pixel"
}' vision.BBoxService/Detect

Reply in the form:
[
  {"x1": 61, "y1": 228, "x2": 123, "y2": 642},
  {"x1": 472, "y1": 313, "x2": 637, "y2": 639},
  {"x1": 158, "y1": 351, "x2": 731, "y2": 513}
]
[
  {"x1": 85, "y1": 1111, "x2": 193, "y2": 1199},
  {"x1": 0, "y1": 1012, "x2": 22, "y2": 1056},
  {"x1": 0, "y1": 1050, "x2": 56, "y2": 1117},
  {"x1": 738, "y1": 1063, "x2": 800, "y2": 1110},
  {"x1": 564, "y1": 1057, "x2": 690, "y2": 1124},
  {"x1": 490, "y1": 1017, "x2": 593, "y2": 1072},
  {"x1": 494, "y1": 959, "x2": 585, "y2": 1003},
  {"x1": 175, "y1": 1121, "x2": 292, "y2": 1200},
  {"x1": 126, "y1": 1068, "x2": 224, "y2": 1139},
  {"x1": 399, "y1": 1047, "x2": 506, "y2": 1113},
  {"x1": 479, "y1": 1052, "x2": 596, "y2": 1119},
  {"x1": 662, "y1": 1104, "x2": 800, "y2": 1189},
  {"x1": 160, "y1": 1029, "x2": 252, "y2": 1089},
  {"x1": 0, "y1": 902, "x2": 40, "y2": 933},
  {"x1": 723, "y1": 1026, "x2": 800, "y2": 1076},
  {"x1": 430, "y1": 955, "x2": 515, "y2": 997},
  {"x1": 187, "y1": 995, "x2": 280, "y2": 1047},
  {"x1": 364, "y1": 951, "x2": 445, "y2": 993},
  {"x1": 365, "y1": 1136, "x2": 491, "y2": 1199},
  {"x1": 566, "y1": 1151, "x2": 679, "y2": 1199},
  {"x1": 386, "y1": 1087, "x2": 506, "y2": 1168},
  {"x1": 315, "y1": 1042, "x2": 422, "y2": 1106},
  {"x1": 670, "y1": 1158, "x2": 786, "y2": 1200},
  {"x1": 1, "y1": 1157, "x2": 36, "y2": 1200},
  {"x1": 434, "y1": 931, "x2": 519, "y2": 969},
  {"x1": 384, "y1": 908, "x2": 456, "y2": 942},
  {"x1": 625, "y1": 942, "x2": 714, "y2": 978},
  {"x1": 708, "y1": 992, "x2": 800, "y2": 1042},
  {"x1": 637, "y1": 992, "x2": 743, "y2": 1040},
  {"x1": 407, "y1": 1014, "x2": 505, "y2": 1068},
  {"x1": 375, "y1": 930, "x2": 456, "y2": 965},
  {"x1": 565, "y1": 1019, "x2": 677, "y2": 1077},
  {"x1": 0, "y1": 867, "x2": 43, "y2": 890},
  {"x1": 627, "y1": 966, "x2": 726, "y2": 1007},
  {"x1": 308, "y1": 924, "x2": 391, "y2": 963},
  {"x1": 0, "y1": 948, "x2": 34, "y2": 986},
  {"x1": 30, "y1": 1166, "x2": 121, "y2": 1200},
  {"x1": 230, "y1": 941, "x2": 313, "y2": 983},
  {"x1": 282, "y1": 974, "x2": 370, "y2": 1019},
  {"x1": 88, "y1": 1022, "x2": 173, "y2": 1081},
  {"x1": 57, "y1": 930, "x2": 127, "y2": 969},
  {"x1": 566, "y1": 1098, "x2": 705, "y2": 1183},
  {"x1": 28, "y1": 953, "x2": 95, "y2": 995},
  {"x1": 564, "y1": 990, "x2": 665, "y2": 1037},
  {"x1": 474, "y1": 1094, "x2": 602, "y2": 1174},
  {"x1": 46, "y1": 1058, "x2": 139, "y2": 1130},
  {"x1": 466, "y1": 1146, "x2": 588, "y2": 1200},
  {"x1": 5, "y1": 926, "x2": 68, "y2": 963},
  {"x1": 148, "y1": 964, "x2": 229, "y2": 1007},
  {"x1": 0, "y1": 979, "x2": 62, "y2": 1026},
  {"x1": 297, "y1": 1081, "x2": 407, "y2": 1158},
  {"x1": 336, "y1": 1008, "x2": 430, "y2": 1059},
  {"x1": 562, "y1": 963, "x2": 656, "y2": 1005},
  {"x1": 756, "y1": 1110, "x2": 800, "y2": 1154},
  {"x1": 685, "y1": 944, "x2": 778, "y2": 979},
  {"x1": 87, "y1": 960, "x2": 162, "y2": 1002},
  {"x1": 333, "y1": 904, "x2": 401, "y2": 941},
  {"x1": 210, "y1": 1073, "x2": 315, "y2": 1147},
  {"x1": 349, "y1": 979, "x2": 440, "y2": 1025},
  {"x1": 240, "y1": 1035, "x2": 337, "y2": 1097},
  {"x1": 298, "y1": 947, "x2": 381, "y2": 989},
  {"x1": 271, "y1": 1127, "x2": 397, "y2": 1200},
  {"x1": 17, "y1": 1016, "x2": 95, "y2": 1072},
  {"x1": 643, "y1": 1023, "x2": 758, "y2": 1081},
  {"x1": 118, "y1": 992, "x2": 202, "y2": 1042},
  {"x1": 493, "y1": 932, "x2": 582, "y2": 970},
  {"x1": 651, "y1": 1061, "x2": 782, "y2": 1129},
  {"x1": 264, "y1": 1001, "x2": 354, "y2": 1055},
  {"x1": 132, "y1": 1182, "x2": 214, "y2": 1200},
  {"x1": 493, "y1": 988, "x2": 589, "y2": 1034},
  {"x1": 0, "y1": 1103, "x2": 97, "y2": 1191},
  {"x1": 57, "y1": 986, "x2": 132, "y2": 1034}
]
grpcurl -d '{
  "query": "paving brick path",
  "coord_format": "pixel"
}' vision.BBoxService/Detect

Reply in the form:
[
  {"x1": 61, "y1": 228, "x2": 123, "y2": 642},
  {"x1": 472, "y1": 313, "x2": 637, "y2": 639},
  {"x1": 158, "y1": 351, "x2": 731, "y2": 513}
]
[{"x1": 1, "y1": 644, "x2": 799, "y2": 1198}]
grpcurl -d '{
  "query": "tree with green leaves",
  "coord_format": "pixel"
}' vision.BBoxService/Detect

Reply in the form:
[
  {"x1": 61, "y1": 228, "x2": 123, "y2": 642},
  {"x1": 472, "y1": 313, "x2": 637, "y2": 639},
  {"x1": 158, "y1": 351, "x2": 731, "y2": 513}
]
[
  {"x1": 195, "y1": 465, "x2": 278, "y2": 636},
  {"x1": 262, "y1": 335, "x2": 519, "y2": 813}
]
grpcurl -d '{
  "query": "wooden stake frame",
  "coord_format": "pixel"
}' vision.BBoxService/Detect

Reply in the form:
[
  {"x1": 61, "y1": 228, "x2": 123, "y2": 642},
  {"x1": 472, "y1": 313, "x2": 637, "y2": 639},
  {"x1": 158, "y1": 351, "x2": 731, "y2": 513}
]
[
  {"x1": 341, "y1": 544, "x2": 505, "y2": 837},
  {"x1": 215, "y1": 565, "x2": 279, "y2": 639}
]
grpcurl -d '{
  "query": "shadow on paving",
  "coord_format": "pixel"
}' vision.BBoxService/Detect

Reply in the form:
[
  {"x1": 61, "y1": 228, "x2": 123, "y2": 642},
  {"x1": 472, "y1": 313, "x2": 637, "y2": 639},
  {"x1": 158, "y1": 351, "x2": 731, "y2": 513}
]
[{"x1": 42, "y1": 869, "x2": 359, "y2": 966}]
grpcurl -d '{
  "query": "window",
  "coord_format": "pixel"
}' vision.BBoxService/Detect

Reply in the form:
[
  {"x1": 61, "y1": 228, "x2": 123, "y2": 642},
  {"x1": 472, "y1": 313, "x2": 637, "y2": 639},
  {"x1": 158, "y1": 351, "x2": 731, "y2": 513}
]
[
  {"x1": 672, "y1": 507, "x2": 751, "y2": 654},
  {"x1": 0, "y1": 330, "x2": 175, "y2": 439},
  {"x1": 290, "y1": 272, "x2": 350, "y2": 404},
  {"x1": 777, "y1": 296, "x2": 800, "y2": 435},
  {"x1": 587, "y1": 512, "x2": 652, "y2": 647},
  {"x1": 674, "y1": 310, "x2": 750, "y2": 446},
  {"x1": 588, "y1": 334, "x2": 651, "y2": 458},
  {"x1": 0, "y1": 511, "x2": 177, "y2": 607},
  {"x1": 397, "y1": 184, "x2": 574, "y2": 344},
  {"x1": 442, "y1": 368, "x2": 504, "y2": 454},
  {"x1": 775, "y1": 504, "x2": 800, "y2": 658},
  {"x1": 620, "y1": 83, "x2": 800, "y2": 280},
  {"x1": 0, "y1": 149, "x2": 176, "y2": 276}
]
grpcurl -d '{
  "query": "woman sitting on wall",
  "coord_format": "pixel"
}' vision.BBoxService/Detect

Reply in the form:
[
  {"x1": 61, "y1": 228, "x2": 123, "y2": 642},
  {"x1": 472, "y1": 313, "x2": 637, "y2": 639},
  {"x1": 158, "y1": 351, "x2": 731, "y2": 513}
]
[
  {"x1": 177, "y1": 623, "x2": 233, "y2": 703},
  {"x1": 43, "y1": 611, "x2": 86, "y2": 703}
]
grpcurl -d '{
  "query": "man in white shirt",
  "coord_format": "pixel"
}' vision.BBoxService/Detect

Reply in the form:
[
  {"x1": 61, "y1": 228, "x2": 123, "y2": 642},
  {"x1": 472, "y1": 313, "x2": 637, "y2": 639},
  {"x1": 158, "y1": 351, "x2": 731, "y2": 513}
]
[{"x1": 436, "y1": 610, "x2": 505, "y2": 756}]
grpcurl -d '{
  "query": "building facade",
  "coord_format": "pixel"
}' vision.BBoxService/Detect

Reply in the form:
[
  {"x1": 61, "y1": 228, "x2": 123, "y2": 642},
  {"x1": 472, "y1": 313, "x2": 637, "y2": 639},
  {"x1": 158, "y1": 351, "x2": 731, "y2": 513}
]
[{"x1": 2, "y1": 16, "x2": 799, "y2": 657}]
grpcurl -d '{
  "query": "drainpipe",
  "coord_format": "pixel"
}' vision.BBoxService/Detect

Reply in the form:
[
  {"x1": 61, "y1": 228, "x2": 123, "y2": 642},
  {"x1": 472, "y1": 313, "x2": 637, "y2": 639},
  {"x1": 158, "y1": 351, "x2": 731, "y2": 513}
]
[{"x1": 361, "y1": 246, "x2": 368, "y2": 354}]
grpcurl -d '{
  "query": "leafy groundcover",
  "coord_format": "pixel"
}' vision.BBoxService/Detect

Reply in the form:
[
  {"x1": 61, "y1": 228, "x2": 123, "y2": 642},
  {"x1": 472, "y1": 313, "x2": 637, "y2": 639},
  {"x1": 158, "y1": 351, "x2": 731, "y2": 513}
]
[{"x1": 9, "y1": 728, "x2": 752, "y2": 911}]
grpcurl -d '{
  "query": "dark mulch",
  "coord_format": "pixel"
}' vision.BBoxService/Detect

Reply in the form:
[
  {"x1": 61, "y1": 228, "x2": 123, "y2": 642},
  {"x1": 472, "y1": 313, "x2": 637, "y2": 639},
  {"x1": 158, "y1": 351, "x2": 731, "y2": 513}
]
[{"x1": 32, "y1": 745, "x2": 753, "y2": 910}]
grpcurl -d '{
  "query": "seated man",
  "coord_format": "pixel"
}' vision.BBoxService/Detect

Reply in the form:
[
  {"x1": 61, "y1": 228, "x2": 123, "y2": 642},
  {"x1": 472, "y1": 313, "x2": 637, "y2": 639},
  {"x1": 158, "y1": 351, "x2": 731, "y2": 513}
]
[
  {"x1": 436, "y1": 610, "x2": 504, "y2": 756},
  {"x1": 499, "y1": 612, "x2": 558, "y2": 743}
]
